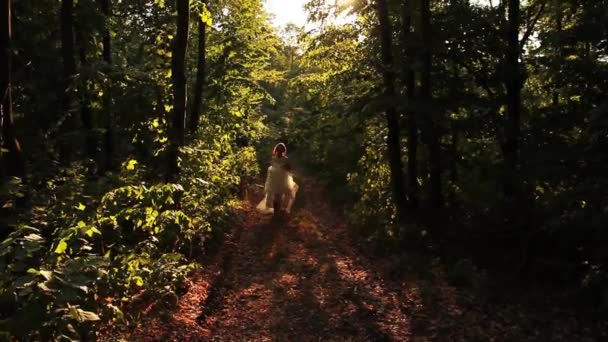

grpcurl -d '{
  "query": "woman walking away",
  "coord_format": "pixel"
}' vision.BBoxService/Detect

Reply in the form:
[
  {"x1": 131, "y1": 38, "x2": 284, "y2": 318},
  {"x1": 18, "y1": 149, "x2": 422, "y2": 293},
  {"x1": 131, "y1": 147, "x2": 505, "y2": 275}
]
[{"x1": 257, "y1": 143, "x2": 298, "y2": 215}]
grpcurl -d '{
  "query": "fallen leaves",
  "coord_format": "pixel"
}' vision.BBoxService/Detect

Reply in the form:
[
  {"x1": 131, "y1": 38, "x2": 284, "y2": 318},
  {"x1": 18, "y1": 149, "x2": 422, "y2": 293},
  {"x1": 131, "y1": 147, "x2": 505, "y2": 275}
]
[{"x1": 99, "y1": 179, "x2": 608, "y2": 342}]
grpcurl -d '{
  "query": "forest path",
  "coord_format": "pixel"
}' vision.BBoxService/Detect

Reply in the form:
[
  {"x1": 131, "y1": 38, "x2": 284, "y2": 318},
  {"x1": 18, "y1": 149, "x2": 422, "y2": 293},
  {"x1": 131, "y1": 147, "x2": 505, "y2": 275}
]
[
  {"x1": 116, "y1": 178, "x2": 418, "y2": 341},
  {"x1": 113, "y1": 178, "x2": 607, "y2": 342},
  {"x1": 195, "y1": 178, "x2": 412, "y2": 341}
]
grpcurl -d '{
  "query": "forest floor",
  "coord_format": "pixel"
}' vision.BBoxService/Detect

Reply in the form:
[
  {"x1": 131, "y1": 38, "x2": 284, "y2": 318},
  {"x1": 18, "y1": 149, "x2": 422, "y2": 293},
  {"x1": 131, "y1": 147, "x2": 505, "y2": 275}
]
[{"x1": 103, "y1": 178, "x2": 608, "y2": 342}]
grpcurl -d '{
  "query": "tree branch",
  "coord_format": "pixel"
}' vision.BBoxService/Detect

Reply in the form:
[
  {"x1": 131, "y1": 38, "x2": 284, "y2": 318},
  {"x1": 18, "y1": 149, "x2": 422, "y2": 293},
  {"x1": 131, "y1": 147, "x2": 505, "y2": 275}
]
[{"x1": 520, "y1": 0, "x2": 547, "y2": 49}]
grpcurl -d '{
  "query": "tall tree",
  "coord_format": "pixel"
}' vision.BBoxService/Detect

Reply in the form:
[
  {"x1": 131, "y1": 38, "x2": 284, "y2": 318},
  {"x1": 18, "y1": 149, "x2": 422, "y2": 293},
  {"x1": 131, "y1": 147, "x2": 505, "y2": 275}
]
[
  {"x1": 400, "y1": 0, "x2": 418, "y2": 211},
  {"x1": 60, "y1": 0, "x2": 76, "y2": 121},
  {"x1": 0, "y1": 0, "x2": 24, "y2": 178},
  {"x1": 189, "y1": 1, "x2": 208, "y2": 134},
  {"x1": 375, "y1": 0, "x2": 408, "y2": 228},
  {"x1": 167, "y1": 0, "x2": 190, "y2": 180},
  {"x1": 503, "y1": 0, "x2": 522, "y2": 218},
  {"x1": 98, "y1": 0, "x2": 113, "y2": 170},
  {"x1": 75, "y1": 11, "x2": 95, "y2": 160},
  {"x1": 59, "y1": 0, "x2": 76, "y2": 161},
  {"x1": 419, "y1": 0, "x2": 442, "y2": 214}
]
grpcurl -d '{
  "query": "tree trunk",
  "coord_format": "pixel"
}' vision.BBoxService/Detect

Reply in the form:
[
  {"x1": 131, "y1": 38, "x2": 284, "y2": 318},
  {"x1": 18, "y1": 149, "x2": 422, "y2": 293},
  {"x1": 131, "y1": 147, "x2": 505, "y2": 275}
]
[
  {"x1": 60, "y1": 0, "x2": 75, "y2": 105},
  {"x1": 448, "y1": 62, "x2": 459, "y2": 209},
  {"x1": 503, "y1": 0, "x2": 522, "y2": 215},
  {"x1": 401, "y1": 0, "x2": 418, "y2": 211},
  {"x1": 60, "y1": 0, "x2": 76, "y2": 160},
  {"x1": 189, "y1": 4, "x2": 206, "y2": 135},
  {"x1": 552, "y1": 0, "x2": 562, "y2": 107},
  {"x1": 98, "y1": 0, "x2": 113, "y2": 170},
  {"x1": 167, "y1": 0, "x2": 189, "y2": 180},
  {"x1": 449, "y1": 120, "x2": 458, "y2": 208},
  {"x1": 75, "y1": 20, "x2": 96, "y2": 160},
  {"x1": 0, "y1": 0, "x2": 24, "y2": 178},
  {"x1": 375, "y1": 0, "x2": 408, "y2": 228},
  {"x1": 420, "y1": 0, "x2": 442, "y2": 212}
]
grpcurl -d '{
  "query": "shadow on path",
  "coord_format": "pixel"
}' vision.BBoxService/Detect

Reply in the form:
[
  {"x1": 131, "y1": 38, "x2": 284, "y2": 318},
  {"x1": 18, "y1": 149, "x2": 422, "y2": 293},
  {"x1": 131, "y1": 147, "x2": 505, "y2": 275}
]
[{"x1": 196, "y1": 179, "x2": 410, "y2": 341}]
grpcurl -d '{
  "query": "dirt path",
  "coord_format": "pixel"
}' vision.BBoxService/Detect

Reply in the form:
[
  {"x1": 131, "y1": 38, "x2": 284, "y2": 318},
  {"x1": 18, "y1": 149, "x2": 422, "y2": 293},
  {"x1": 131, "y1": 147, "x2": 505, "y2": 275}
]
[
  {"x1": 109, "y1": 179, "x2": 608, "y2": 342},
  {"x1": 194, "y1": 179, "x2": 411, "y2": 341}
]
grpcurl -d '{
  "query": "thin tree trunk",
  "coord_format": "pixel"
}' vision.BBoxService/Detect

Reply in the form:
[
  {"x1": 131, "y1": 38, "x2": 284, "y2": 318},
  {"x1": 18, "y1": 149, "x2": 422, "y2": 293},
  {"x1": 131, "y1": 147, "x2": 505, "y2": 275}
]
[
  {"x1": 401, "y1": 0, "x2": 418, "y2": 212},
  {"x1": 420, "y1": 0, "x2": 442, "y2": 212},
  {"x1": 0, "y1": 0, "x2": 24, "y2": 178},
  {"x1": 60, "y1": 0, "x2": 76, "y2": 106},
  {"x1": 450, "y1": 119, "x2": 458, "y2": 207},
  {"x1": 167, "y1": 0, "x2": 189, "y2": 180},
  {"x1": 98, "y1": 0, "x2": 113, "y2": 170},
  {"x1": 552, "y1": 0, "x2": 562, "y2": 107},
  {"x1": 60, "y1": 0, "x2": 76, "y2": 160},
  {"x1": 75, "y1": 21, "x2": 96, "y2": 160},
  {"x1": 503, "y1": 0, "x2": 522, "y2": 214},
  {"x1": 448, "y1": 59, "x2": 459, "y2": 209},
  {"x1": 189, "y1": 4, "x2": 206, "y2": 134},
  {"x1": 375, "y1": 0, "x2": 408, "y2": 228}
]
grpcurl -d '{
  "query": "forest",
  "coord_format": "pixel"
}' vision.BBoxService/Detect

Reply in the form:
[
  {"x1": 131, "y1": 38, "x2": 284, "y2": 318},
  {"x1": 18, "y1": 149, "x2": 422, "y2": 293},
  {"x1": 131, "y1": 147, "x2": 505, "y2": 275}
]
[{"x1": 1, "y1": 0, "x2": 607, "y2": 340}]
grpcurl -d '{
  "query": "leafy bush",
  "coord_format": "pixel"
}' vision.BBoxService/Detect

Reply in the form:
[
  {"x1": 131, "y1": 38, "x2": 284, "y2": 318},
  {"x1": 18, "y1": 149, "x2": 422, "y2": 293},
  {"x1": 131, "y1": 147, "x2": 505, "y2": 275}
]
[{"x1": 0, "y1": 141, "x2": 259, "y2": 339}]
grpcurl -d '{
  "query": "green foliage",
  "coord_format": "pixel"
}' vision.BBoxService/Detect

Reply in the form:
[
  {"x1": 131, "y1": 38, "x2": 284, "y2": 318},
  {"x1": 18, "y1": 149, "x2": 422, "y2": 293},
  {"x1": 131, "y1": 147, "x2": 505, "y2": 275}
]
[
  {"x1": 1, "y1": 0, "x2": 269, "y2": 338},
  {"x1": 4, "y1": 0, "x2": 608, "y2": 337},
  {"x1": 269, "y1": 0, "x2": 608, "y2": 308},
  {"x1": 346, "y1": 119, "x2": 396, "y2": 237}
]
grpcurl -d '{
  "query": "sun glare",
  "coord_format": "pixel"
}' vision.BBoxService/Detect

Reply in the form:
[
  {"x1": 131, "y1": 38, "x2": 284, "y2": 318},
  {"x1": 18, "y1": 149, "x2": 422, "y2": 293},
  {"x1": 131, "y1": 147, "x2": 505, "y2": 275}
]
[
  {"x1": 264, "y1": 0, "x2": 309, "y2": 28},
  {"x1": 264, "y1": 0, "x2": 356, "y2": 31}
]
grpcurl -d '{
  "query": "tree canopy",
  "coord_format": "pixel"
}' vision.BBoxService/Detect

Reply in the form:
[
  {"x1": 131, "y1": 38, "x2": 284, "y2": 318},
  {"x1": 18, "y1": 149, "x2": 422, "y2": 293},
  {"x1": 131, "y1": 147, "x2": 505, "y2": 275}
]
[{"x1": 1, "y1": 0, "x2": 607, "y2": 339}]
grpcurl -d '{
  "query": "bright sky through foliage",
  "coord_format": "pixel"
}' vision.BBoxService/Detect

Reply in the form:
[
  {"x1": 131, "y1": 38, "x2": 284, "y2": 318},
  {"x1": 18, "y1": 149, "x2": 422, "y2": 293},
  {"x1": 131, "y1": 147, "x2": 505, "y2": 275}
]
[
  {"x1": 264, "y1": 0, "x2": 356, "y2": 31},
  {"x1": 264, "y1": 0, "x2": 492, "y2": 31},
  {"x1": 264, "y1": 0, "x2": 309, "y2": 28}
]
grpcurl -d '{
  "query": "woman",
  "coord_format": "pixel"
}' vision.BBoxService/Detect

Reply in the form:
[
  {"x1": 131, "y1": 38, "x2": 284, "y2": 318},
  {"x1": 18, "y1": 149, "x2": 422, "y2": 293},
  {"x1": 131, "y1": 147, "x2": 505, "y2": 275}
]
[{"x1": 257, "y1": 143, "x2": 298, "y2": 215}]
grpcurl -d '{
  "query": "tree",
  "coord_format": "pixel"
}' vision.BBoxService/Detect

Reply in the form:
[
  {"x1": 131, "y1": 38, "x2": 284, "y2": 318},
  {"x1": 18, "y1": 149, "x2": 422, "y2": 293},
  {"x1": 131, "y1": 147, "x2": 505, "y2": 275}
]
[
  {"x1": 60, "y1": 0, "x2": 76, "y2": 151},
  {"x1": 167, "y1": 0, "x2": 190, "y2": 180},
  {"x1": 74, "y1": 4, "x2": 96, "y2": 160},
  {"x1": 0, "y1": 0, "x2": 24, "y2": 178},
  {"x1": 98, "y1": 0, "x2": 113, "y2": 170},
  {"x1": 400, "y1": 0, "x2": 418, "y2": 211},
  {"x1": 419, "y1": 0, "x2": 442, "y2": 215},
  {"x1": 375, "y1": 0, "x2": 408, "y2": 228},
  {"x1": 502, "y1": 0, "x2": 523, "y2": 221},
  {"x1": 189, "y1": 0, "x2": 208, "y2": 134}
]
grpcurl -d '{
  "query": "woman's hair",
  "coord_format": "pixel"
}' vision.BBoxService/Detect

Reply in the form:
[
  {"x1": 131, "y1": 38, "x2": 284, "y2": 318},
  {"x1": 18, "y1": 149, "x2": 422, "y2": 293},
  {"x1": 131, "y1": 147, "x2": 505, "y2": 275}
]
[{"x1": 273, "y1": 143, "x2": 287, "y2": 157}]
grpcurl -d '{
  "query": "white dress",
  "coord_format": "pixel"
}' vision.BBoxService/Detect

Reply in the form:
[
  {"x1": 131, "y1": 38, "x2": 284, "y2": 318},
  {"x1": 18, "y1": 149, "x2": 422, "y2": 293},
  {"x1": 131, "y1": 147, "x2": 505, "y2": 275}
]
[{"x1": 256, "y1": 160, "x2": 298, "y2": 214}]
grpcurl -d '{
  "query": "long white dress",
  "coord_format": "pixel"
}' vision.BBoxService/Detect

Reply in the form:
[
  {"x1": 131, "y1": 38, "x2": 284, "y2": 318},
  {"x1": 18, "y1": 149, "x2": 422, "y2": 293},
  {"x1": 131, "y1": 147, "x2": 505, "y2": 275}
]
[{"x1": 256, "y1": 160, "x2": 298, "y2": 214}]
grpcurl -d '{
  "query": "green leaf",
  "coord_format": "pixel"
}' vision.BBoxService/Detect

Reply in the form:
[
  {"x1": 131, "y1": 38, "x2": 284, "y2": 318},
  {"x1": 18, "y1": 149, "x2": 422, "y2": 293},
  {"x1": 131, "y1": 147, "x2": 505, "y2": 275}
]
[
  {"x1": 200, "y1": 4, "x2": 213, "y2": 26},
  {"x1": 40, "y1": 270, "x2": 53, "y2": 280},
  {"x1": 126, "y1": 159, "x2": 138, "y2": 171},
  {"x1": 55, "y1": 239, "x2": 68, "y2": 254},
  {"x1": 38, "y1": 282, "x2": 54, "y2": 292},
  {"x1": 76, "y1": 203, "x2": 86, "y2": 211},
  {"x1": 85, "y1": 227, "x2": 101, "y2": 237}
]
